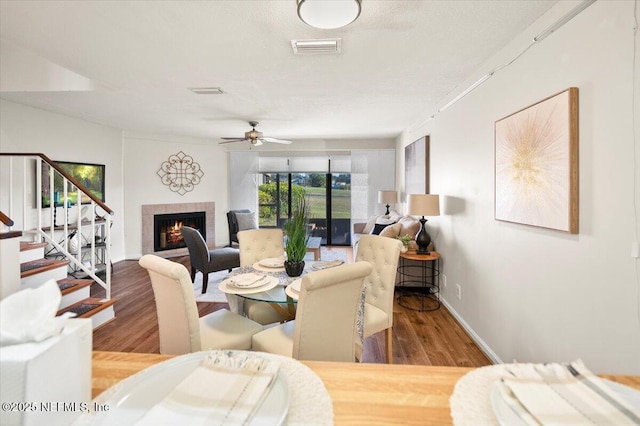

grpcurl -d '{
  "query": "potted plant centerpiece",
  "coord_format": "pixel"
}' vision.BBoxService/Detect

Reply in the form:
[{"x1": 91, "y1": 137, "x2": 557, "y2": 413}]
[{"x1": 283, "y1": 196, "x2": 310, "y2": 277}]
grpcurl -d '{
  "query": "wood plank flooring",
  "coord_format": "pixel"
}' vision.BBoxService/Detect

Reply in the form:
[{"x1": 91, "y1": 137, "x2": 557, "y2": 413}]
[{"x1": 92, "y1": 248, "x2": 491, "y2": 367}]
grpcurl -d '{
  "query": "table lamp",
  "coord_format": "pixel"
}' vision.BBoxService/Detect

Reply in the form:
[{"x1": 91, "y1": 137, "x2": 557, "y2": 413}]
[
  {"x1": 378, "y1": 190, "x2": 398, "y2": 215},
  {"x1": 408, "y1": 194, "x2": 440, "y2": 254}
]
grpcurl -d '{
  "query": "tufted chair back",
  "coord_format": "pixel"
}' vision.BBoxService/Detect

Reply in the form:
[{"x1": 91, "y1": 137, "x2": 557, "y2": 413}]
[
  {"x1": 139, "y1": 254, "x2": 201, "y2": 354},
  {"x1": 237, "y1": 228, "x2": 287, "y2": 325},
  {"x1": 237, "y1": 229, "x2": 285, "y2": 267},
  {"x1": 251, "y1": 261, "x2": 373, "y2": 362},
  {"x1": 139, "y1": 254, "x2": 262, "y2": 355},
  {"x1": 355, "y1": 233, "x2": 402, "y2": 363}
]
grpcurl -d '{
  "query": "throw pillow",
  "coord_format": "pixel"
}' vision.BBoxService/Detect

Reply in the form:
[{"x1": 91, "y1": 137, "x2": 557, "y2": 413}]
[
  {"x1": 235, "y1": 212, "x2": 258, "y2": 231},
  {"x1": 361, "y1": 216, "x2": 378, "y2": 234},
  {"x1": 388, "y1": 210, "x2": 403, "y2": 223},
  {"x1": 370, "y1": 220, "x2": 397, "y2": 235},
  {"x1": 379, "y1": 222, "x2": 402, "y2": 239},
  {"x1": 398, "y1": 217, "x2": 422, "y2": 240}
]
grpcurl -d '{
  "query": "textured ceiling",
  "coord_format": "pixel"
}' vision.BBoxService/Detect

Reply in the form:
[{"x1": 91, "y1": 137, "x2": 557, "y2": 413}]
[{"x1": 0, "y1": 1, "x2": 557, "y2": 142}]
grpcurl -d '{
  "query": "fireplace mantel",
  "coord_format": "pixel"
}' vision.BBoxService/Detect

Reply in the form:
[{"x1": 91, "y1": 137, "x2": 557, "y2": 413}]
[{"x1": 142, "y1": 202, "x2": 215, "y2": 257}]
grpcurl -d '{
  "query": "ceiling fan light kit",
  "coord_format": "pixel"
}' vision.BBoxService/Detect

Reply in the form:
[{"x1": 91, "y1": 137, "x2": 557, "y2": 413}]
[
  {"x1": 219, "y1": 121, "x2": 292, "y2": 147},
  {"x1": 297, "y1": 0, "x2": 361, "y2": 29}
]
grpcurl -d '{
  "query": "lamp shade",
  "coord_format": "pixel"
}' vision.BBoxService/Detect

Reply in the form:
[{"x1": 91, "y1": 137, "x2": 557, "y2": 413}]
[
  {"x1": 297, "y1": 0, "x2": 362, "y2": 29},
  {"x1": 408, "y1": 194, "x2": 440, "y2": 217},
  {"x1": 378, "y1": 190, "x2": 398, "y2": 204}
]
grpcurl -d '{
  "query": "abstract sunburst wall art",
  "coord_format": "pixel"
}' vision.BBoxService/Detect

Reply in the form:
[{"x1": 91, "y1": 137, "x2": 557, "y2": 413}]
[
  {"x1": 157, "y1": 151, "x2": 204, "y2": 195},
  {"x1": 494, "y1": 88, "x2": 578, "y2": 233}
]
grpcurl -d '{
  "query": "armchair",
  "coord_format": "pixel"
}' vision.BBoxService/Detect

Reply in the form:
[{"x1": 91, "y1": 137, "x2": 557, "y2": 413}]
[{"x1": 226, "y1": 209, "x2": 251, "y2": 247}]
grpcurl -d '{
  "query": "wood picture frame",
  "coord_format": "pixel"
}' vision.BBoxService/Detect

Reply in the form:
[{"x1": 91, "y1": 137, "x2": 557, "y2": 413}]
[
  {"x1": 494, "y1": 87, "x2": 578, "y2": 233},
  {"x1": 405, "y1": 136, "x2": 430, "y2": 197}
]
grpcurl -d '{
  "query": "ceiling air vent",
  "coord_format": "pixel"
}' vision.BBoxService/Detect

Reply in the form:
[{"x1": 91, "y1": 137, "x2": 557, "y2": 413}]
[
  {"x1": 189, "y1": 87, "x2": 224, "y2": 95},
  {"x1": 291, "y1": 38, "x2": 341, "y2": 55}
]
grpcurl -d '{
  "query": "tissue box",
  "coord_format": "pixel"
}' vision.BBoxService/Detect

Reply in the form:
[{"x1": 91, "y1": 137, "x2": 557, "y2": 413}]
[{"x1": 0, "y1": 319, "x2": 92, "y2": 426}]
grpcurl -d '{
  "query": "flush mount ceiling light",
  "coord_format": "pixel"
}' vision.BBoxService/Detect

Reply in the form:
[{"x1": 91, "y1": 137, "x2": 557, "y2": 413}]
[{"x1": 297, "y1": 0, "x2": 362, "y2": 29}]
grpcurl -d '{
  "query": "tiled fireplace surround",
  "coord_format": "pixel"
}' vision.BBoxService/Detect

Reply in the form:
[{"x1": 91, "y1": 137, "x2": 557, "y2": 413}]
[{"x1": 141, "y1": 202, "x2": 215, "y2": 257}]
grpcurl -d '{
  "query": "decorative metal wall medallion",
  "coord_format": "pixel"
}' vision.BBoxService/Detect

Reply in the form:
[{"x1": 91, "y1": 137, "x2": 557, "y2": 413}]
[{"x1": 157, "y1": 151, "x2": 204, "y2": 195}]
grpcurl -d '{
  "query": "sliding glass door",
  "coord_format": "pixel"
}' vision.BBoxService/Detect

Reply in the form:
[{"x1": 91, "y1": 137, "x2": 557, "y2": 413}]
[
  {"x1": 258, "y1": 172, "x2": 351, "y2": 245},
  {"x1": 258, "y1": 173, "x2": 289, "y2": 228},
  {"x1": 329, "y1": 173, "x2": 351, "y2": 245}
]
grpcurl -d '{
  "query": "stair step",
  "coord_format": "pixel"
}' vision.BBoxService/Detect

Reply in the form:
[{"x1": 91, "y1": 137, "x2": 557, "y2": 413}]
[
  {"x1": 20, "y1": 259, "x2": 69, "y2": 278},
  {"x1": 57, "y1": 297, "x2": 116, "y2": 330},
  {"x1": 57, "y1": 278, "x2": 93, "y2": 310},
  {"x1": 20, "y1": 259, "x2": 70, "y2": 289},
  {"x1": 57, "y1": 278, "x2": 93, "y2": 295},
  {"x1": 19, "y1": 241, "x2": 47, "y2": 263},
  {"x1": 20, "y1": 241, "x2": 47, "y2": 251}
]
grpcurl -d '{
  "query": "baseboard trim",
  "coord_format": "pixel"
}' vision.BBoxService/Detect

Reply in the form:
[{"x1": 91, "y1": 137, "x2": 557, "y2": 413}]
[{"x1": 441, "y1": 296, "x2": 503, "y2": 365}]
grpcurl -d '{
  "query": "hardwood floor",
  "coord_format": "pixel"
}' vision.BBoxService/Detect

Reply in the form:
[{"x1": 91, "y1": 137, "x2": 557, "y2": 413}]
[{"x1": 92, "y1": 248, "x2": 491, "y2": 367}]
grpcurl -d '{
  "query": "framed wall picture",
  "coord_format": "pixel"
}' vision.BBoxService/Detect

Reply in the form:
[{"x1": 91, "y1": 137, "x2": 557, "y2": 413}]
[
  {"x1": 405, "y1": 136, "x2": 429, "y2": 197},
  {"x1": 494, "y1": 87, "x2": 578, "y2": 233}
]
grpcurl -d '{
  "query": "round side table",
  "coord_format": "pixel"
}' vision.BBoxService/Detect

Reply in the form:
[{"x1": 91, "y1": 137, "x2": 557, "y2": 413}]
[{"x1": 396, "y1": 250, "x2": 441, "y2": 311}]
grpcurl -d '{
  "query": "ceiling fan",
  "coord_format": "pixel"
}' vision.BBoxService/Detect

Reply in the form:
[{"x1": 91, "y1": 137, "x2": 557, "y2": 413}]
[{"x1": 219, "y1": 121, "x2": 292, "y2": 146}]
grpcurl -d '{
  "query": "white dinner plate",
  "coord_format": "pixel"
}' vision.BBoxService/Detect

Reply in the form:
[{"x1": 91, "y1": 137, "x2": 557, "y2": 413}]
[
  {"x1": 259, "y1": 257, "x2": 285, "y2": 268},
  {"x1": 252, "y1": 262, "x2": 286, "y2": 273},
  {"x1": 219, "y1": 275, "x2": 279, "y2": 295},
  {"x1": 285, "y1": 279, "x2": 302, "y2": 300},
  {"x1": 73, "y1": 351, "x2": 289, "y2": 426},
  {"x1": 311, "y1": 260, "x2": 344, "y2": 270},
  {"x1": 289, "y1": 278, "x2": 302, "y2": 293},
  {"x1": 490, "y1": 379, "x2": 640, "y2": 426}
]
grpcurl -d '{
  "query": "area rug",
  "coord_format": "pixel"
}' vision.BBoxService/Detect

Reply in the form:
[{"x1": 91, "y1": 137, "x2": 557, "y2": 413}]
[{"x1": 193, "y1": 247, "x2": 347, "y2": 303}]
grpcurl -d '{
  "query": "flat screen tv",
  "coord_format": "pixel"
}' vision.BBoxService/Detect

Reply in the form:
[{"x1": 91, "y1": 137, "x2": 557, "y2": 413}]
[{"x1": 41, "y1": 161, "x2": 106, "y2": 207}]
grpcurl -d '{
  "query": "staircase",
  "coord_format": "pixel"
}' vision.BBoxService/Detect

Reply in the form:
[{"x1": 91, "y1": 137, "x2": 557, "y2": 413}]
[
  {"x1": 1, "y1": 153, "x2": 116, "y2": 328},
  {"x1": 18, "y1": 242, "x2": 116, "y2": 329}
]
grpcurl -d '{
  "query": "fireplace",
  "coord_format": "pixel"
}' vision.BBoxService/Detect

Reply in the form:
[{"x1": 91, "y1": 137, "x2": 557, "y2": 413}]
[
  {"x1": 142, "y1": 202, "x2": 215, "y2": 258},
  {"x1": 153, "y1": 211, "x2": 206, "y2": 252}
]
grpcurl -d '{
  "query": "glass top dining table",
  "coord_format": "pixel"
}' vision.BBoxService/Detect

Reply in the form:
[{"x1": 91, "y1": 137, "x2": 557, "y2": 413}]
[{"x1": 222, "y1": 262, "x2": 314, "y2": 304}]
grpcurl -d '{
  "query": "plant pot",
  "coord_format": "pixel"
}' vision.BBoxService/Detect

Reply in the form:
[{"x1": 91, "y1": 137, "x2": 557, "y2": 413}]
[
  {"x1": 284, "y1": 260, "x2": 305, "y2": 277},
  {"x1": 400, "y1": 246, "x2": 408, "y2": 253}
]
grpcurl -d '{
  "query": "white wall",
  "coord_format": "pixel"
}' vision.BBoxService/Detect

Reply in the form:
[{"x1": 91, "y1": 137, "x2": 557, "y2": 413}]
[
  {"x1": 122, "y1": 132, "x2": 230, "y2": 258},
  {"x1": 398, "y1": 0, "x2": 640, "y2": 374},
  {"x1": 0, "y1": 100, "x2": 126, "y2": 262}
]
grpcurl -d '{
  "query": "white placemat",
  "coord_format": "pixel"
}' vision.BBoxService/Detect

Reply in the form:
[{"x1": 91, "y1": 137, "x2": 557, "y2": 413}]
[
  {"x1": 449, "y1": 363, "x2": 640, "y2": 426},
  {"x1": 259, "y1": 351, "x2": 333, "y2": 425},
  {"x1": 74, "y1": 350, "x2": 333, "y2": 426},
  {"x1": 450, "y1": 365, "x2": 506, "y2": 425}
]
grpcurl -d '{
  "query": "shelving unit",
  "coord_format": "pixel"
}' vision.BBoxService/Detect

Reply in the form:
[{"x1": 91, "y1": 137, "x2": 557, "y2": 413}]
[{"x1": 44, "y1": 218, "x2": 111, "y2": 277}]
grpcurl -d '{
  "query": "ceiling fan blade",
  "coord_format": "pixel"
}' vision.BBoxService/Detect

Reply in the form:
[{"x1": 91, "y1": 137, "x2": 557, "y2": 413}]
[
  {"x1": 221, "y1": 137, "x2": 245, "y2": 140},
  {"x1": 218, "y1": 139, "x2": 246, "y2": 144},
  {"x1": 261, "y1": 137, "x2": 292, "y2": 145},
  {"x1": 253, "y1": 139, "x2": 264, "y2": 147}
]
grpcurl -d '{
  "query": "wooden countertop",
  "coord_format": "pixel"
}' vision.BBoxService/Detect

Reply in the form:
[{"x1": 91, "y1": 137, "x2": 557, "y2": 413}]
[{"x1": 91, "y1": 351, "x2": 640, "y2": 426}]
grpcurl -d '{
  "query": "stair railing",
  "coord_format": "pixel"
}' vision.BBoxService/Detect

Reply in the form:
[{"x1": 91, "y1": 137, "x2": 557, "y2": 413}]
[
  {"x1": 0, "y1": 210, "x2": 15, "y2": 227},
  {"x1": 0, "y1": 153, "x2": 114, "y2": 299}
]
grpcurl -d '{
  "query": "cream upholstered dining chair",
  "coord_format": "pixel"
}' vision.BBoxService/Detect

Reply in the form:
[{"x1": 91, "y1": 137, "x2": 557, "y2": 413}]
[
  {"x1": 251, "y1": 261, "x2": 373, "y2": 362},
  {"x1": 139, "y1": 254, "x2": 263, "y2": 355},
  {"x1": 237, "y1": 228, "x2": 286, "y2": 325},
  {"x1": 355, "y1": 234, "x2": 403, "y2": 363}
]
